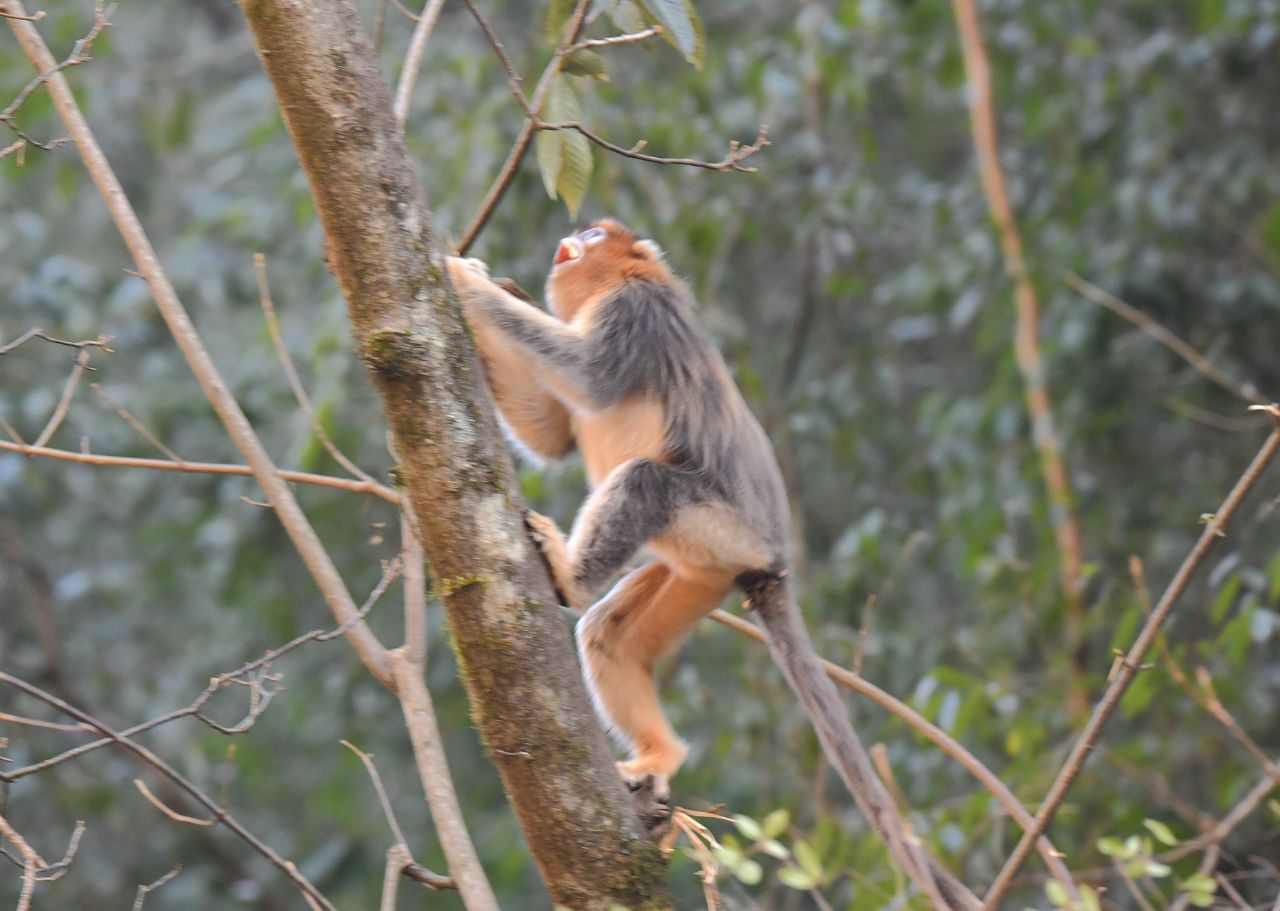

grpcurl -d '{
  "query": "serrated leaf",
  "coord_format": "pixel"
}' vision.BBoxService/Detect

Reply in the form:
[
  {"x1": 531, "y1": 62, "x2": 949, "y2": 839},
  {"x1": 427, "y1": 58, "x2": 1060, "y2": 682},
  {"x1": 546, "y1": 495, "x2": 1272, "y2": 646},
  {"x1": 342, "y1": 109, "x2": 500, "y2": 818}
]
[
  {"x1": 1142, "y1": 818, "x2": 1177, "y2": 846},
  {"x1": 1045, "y1": 880, "x2": 1068, "y2": 907},
  {"x1": 536, "y1": 78, "x2": 594, "y2": 216},
  {"x1": 778, "y1": 867, "x2": 816, "y2": 890},
  {"x1": 545, "y1": 0, "x2": 576, "y2": 44},
  {"x1": 636, "y1": 0, "x2": 704, "y2": 67},
  {"x1": 564, "y1": 49, "x2": 608, "y2": 80},
  {"x1": 762, "y1": 808, "x2": 790, "y2": 838},
  {"x1": 733, "y1": 814, "x2": 762, "y2": 841}
]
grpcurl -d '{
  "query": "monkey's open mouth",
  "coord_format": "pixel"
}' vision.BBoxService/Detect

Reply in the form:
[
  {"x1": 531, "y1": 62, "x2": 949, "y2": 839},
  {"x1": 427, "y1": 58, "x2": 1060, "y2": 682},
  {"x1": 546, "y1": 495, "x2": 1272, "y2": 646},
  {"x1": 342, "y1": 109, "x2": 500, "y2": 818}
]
[{"x1": 554, "y1": 237, "x2": 583, "y2": 265}]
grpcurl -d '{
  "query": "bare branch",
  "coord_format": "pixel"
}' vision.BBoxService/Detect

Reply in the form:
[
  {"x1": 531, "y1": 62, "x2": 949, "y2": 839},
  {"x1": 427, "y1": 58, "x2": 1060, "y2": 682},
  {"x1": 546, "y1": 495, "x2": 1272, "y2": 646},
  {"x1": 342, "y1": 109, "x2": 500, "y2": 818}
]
[
  {"x1": 0, "y1": 815, "x2": 83, "y2": 911},
  {"x1": 0, "y1": 439, "x2": 399, "y2": 503},
  {"x1": 950, "y1": 0, "x2": 1085, "y2": 617},
  {"x1": 0, "y1": 673, "x2": 337, "y2": 911},
  {"x1": 90, "y1": 382, "x2": 185, "y2": 461},
  {"x1": 134, "y1": 779, "x2": 216, "y2": 827},
  {"x1": 31, "y1": 351, "x2": 89, "y2": 448},
  {"x1": 340, "y1": 740, "x2": 409, "y2": 847},
  {"x1": 563, "y1": 25, "x2": 664, "y2": 55},
  {"x1": 254, "y1": 253, "x2": 374, "y2": 483},
  {"x1": 0, "y1": 328, "x2": 113, "y2": 356},
  {"x1": 983, "y1": 416, "x2": 1280, "y2": 908},
  {"x1": 0, "y1": 712, "x2": 87, "y2": 732},
  {"x1": 0, "y1": 0, "x2": 111, "y2": 152},
  {"x1": 1065, "y1": 271, "x2": 1267, "y2": 405},
  {"x1": 4, "y1": 557, "x2": 402, "y2": 782},
  {"x1": 536, "y1": 119, "x2": 769, "y2": 172},
  {"x1": 392, "y1": 0, "x2": 446, "y2": 126},
  {"x1": 5, "y1": 0, "x2": 394, "y2": 688},
  {"x1": 707, "y1": 607, "x2": 1078, "y2": 895},
  {"x1": 132, "y1": 864, "x2": 182, "y2": 911}
]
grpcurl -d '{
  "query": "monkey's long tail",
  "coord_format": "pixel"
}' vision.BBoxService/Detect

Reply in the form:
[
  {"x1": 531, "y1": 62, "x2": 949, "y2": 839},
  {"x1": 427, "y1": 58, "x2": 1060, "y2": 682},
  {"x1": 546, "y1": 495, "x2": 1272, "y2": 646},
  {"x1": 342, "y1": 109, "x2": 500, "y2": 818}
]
[{"x1": 739, "y1": 571, "x2": 979, "y2": 911}]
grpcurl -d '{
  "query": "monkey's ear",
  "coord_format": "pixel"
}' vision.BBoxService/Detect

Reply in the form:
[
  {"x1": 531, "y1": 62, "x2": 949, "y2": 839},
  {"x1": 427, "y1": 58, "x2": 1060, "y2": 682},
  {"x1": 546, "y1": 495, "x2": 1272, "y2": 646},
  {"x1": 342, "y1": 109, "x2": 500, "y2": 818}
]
[{"x1": 631, "y1": 239, "x2": 665, "y2": 263}]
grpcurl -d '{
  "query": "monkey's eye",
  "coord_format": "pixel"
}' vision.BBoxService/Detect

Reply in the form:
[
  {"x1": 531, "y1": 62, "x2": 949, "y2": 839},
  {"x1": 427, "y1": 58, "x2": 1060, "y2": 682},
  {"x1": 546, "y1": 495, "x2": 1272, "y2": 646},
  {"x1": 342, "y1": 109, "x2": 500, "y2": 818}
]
[{"x1": 577, "y1": 226, "x2": 607, "y2": 246}]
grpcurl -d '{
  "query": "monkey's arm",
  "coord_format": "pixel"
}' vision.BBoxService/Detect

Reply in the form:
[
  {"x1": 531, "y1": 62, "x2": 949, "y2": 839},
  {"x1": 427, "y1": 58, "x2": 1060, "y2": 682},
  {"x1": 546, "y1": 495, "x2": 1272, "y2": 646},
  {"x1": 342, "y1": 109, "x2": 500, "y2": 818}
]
[
  {"x1": 447, "y1": 257, "x2": 623, "y2": 412},
  {"x1": 470, "y1": 315, "x2": 576, "y2": 460}
]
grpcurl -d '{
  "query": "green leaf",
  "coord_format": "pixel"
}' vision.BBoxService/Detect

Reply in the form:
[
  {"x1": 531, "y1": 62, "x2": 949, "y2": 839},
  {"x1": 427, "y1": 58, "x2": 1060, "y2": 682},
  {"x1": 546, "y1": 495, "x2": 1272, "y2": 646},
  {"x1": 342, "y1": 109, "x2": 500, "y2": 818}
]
[
  {"x1": 760, "y1": 838, "x2": 789, "y2": 859},
  {"x1": 735, "y1": 858, "x2": 763, "y2": 885},
  {"x1": 793, "y1": 840, "x2": 822, "y2": 880},
  {"x1": 535, "y1": 78, "x2": 594, "y2": 216},
  {"x1": 733, "y1": 814, "x2": 762, "y2": 841},
  {"x1": 1177, "y1": 874, "x2": 1216, "y2": 893},
  {"x1": 545, "y1": 0, "x2": 577, "y2": 43},
  {"x1": 1144, "y1": 860, "x2": 1171, "y2": 878},
  {"x1": 1142, "y1": 818, "x2": 1177, "y2": 846},
  {"x1": 1211, "y1": 575, "x2": 1241, "y2": 623},
  {"x1": 762, "y1": 808, "x2": 790, "y2": 838},
  {"x1": 636, "y1": 0, "x2": 704, "y2": 67},
  {"x1": 1096, "y1": 836, "x2": 1124, "y2": 857},
  {"x1": 1045, "y1": 880, "x2": 1069, "y2": 907},
  {"x1": 563, "y1": 49, "x2": 608, "y2": 80},
  {"x1": 778, "y1": 867, "x2": 816, "y2": 890},
  {"x1": 1078, "y1": 884, "x2": 1102, "y2": 911},
  {"x1": 607, "y1": 0, "x2": 646, "y2": 32},
  {"x1": 1188, "y1": 893, "x2": 1215, "y2": 908}
]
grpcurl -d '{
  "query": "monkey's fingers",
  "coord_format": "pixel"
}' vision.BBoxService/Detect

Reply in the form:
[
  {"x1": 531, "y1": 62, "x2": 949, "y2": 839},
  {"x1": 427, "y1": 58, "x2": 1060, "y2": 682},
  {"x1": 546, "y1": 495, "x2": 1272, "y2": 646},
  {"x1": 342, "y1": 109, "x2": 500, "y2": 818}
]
[{"x1": 524, "y1": 509, "x2": 572, "y2": 608}]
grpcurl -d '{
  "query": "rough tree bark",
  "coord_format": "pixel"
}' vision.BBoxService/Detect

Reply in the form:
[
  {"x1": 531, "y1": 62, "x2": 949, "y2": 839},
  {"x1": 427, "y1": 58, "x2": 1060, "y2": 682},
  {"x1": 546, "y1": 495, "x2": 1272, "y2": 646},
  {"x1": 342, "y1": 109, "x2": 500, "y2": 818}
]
[{"x1": 239, "y1": 2, "x2": 671, "y2": 908}]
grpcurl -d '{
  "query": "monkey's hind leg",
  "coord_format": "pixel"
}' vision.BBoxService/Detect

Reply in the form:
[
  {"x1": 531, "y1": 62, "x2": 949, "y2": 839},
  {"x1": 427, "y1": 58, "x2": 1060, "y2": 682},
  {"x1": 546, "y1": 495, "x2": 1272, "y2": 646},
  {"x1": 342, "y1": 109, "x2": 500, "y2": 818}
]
[{"x1": 578, "y1": 563, "x2": 731, "y2": 799}]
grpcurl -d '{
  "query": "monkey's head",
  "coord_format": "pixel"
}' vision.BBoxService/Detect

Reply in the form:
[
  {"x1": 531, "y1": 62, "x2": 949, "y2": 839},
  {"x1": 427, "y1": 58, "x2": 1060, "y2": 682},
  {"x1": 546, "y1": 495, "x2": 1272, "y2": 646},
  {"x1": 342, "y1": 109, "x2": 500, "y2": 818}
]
[{"x1": 546, "y1": 218, "x2": 670, "y2": 322}]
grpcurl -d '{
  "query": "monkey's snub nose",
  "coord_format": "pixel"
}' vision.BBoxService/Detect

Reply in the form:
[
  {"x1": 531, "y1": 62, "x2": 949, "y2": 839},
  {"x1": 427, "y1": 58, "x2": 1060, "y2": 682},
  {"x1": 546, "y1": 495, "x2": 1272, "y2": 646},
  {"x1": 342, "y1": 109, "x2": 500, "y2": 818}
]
[{"x1": 554, "y1": 238, "x2": 582, "y2": 265}]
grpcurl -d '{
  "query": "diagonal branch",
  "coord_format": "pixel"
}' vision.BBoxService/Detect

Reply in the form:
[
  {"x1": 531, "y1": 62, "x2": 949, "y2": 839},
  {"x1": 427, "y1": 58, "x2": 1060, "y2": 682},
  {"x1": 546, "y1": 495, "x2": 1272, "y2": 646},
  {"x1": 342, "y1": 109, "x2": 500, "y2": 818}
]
[
  {"x1": 982, "y1": 410, "x2": 1280, "y2": 909},
  {"x1": 5, "y1": 0, "x2": 393, "y2": 687}
]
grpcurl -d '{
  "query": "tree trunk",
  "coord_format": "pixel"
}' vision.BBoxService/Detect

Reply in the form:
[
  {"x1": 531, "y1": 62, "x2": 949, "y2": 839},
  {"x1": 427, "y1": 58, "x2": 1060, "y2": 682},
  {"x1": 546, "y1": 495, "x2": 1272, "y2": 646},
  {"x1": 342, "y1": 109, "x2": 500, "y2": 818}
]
[{"x1": 239, "y1": 3, "x2": 670, "y2": 907}]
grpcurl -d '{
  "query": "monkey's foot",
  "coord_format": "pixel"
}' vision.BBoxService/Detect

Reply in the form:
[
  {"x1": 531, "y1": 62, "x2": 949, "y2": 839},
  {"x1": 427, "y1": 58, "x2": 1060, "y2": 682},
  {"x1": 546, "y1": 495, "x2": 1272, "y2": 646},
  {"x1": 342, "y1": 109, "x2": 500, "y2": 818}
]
[
  {"x1": 524, "y1": 509, "x2": 581, "y2": 610},
  {"x1": 619, "y1": 771, "x2": 672, "y2": 835}
]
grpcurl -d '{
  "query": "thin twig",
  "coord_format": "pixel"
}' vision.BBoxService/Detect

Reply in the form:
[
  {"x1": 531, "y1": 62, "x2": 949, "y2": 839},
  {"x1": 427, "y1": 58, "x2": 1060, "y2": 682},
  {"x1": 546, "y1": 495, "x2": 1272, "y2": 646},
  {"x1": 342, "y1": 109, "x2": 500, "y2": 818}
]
[
  {"x1": 340, "y1": 740, "x2": 409, "y2": 847},
  {"x1": 0, "y1": 328, "x2": 113, "y2": 356},
  {"x1": 4, "y1": 558, "x2": 402, "y2": 782},
  {"x1": 951, "y1": 0, "x2": 1085, "y2": 619},
  {"x1": 5, "y1": 0, "x2": 394, "y2": 687},
  {"x1": 134, "y1": 779, "x2": 216, "y2": 826},
  {"x1": 0, "y1": 439, "x2": 399, "y2": 503},
  {"x1": 254, "y1": 253, "x2": 374, "y2": 483},
  {"x1": 132, "y1": 864, "x2": 182, "y2": 911},
  {"x1": 1114, "y1": 861, "x2": 1159, "y2": 911},
  {"x1": 536, "y1": 120, "x2": 769, "y2": 173},
  {"x1": 562, "y1": 25, "x2": 663, "y2": 55},
  {"x1": 1065, "y1": 271, "x2": 1266, "y2": 405},
  {"x1": 31, "y1": 349, "x2": 90, "y2": 448},
  {"x1": 0, "y1": 673, "x2": 337, "y2": 911},
  {"x1": 392, "y1": 0, "x2": 446, "y2": 126},
  {"x1": 0, "y1": 711, "x2": 87, "y2": 732},
  {"x1": 707, "y1": 607, "x2": 1079, "y2": 896},
  {"x1": 90, "y1": 382, "x2": 184, "y2": 461},
  {"x1": 983, "y1": 413, "x2": 1280, "y2": 909},
  {"x1": 380, "y1": 844, "x2": 410, "y2": 911}
]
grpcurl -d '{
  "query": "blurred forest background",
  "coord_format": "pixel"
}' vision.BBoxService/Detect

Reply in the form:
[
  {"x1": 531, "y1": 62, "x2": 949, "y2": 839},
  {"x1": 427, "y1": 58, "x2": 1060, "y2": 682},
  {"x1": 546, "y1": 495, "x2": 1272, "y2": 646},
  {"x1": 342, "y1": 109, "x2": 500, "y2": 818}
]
[{"x1": 2, "y1": 0, "x2": 1279, "y2": 908}]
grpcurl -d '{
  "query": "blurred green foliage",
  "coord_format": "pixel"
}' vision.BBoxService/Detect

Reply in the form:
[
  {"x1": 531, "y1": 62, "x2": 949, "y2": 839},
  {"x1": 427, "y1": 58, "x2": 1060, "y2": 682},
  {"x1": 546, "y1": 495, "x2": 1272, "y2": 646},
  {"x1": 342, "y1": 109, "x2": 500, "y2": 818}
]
[{"x1": 2, "y1": 0, "x2": 1279, "y2": 908}]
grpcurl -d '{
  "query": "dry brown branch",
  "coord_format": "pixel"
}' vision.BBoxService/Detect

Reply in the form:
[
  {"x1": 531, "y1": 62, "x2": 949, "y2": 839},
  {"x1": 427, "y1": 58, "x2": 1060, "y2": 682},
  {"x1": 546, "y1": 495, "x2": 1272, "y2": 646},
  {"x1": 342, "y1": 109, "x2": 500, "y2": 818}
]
[
  {"x1": 0, "y1": 814, "x2": 84, "y2": 911},
  {"x1": 254, "y1": 254, "x2": 374, "y2": 483},
  {"x1": 90, "y1": 382, "x2": 184, "y2": 461},
  {"x1": 456, "y1": 0, "x2": 590, "y2": 253},
  {"x1": 563, "y1": 25, "x2": 664, "y2": 55},
  {"x1": 4, "y1": 558, "x2": 401, "y2": 782},
  {"x1": 392, "y1": 0, "x2": 446, "y2": 126},
  {"x1": 0, "y1": 0, "x2": 110, "y2": 151},
  {"x1": 0, "y1": 673, "x2": 336, "y2": 910},
  {"x1": 0, "y1": 712, "x2": 87, "y2": 732},
  {"x1": 31, "y1": 349, "x2": 90, "y2": 448},
  {"x1": 0, "y1": 328, "x2": 112, "y2": 356},
  {"x1": 0, "y1": 438, "x2": 400, "y2": 502},
  {"x1": 0, "y1": 137, "x2": 24, "y2": 159},
  {"x1": 707, "y1": 607, "x2": 1078, "y2": 895},
  {"x1": 0, "y1": 415, "x2": 27, "y2": 445},
  {"x1": 380, "y1": 843, "x2": 410, "y2": 911},
  {"x1": 402, "y1": 862, "x2": 456, "y2": 890},
  {"x1": 340, "y1": 740, "x2": 409, "y2": 847},
  {"x1": 950, "y1": 0, "x2": 1085, "y2": 618},
  {"x1": 5, "y1": 0, "x2": 394, "y2": 687},
  {"x1": 133, "y1": 779, "x2": 216, "y2": 827},
  {"x1": 1163, "y1": 768, "x2": 1280, "y2": 863},
  {"x1": 132, "y1": 864, "x2": 182, "y2": 911},
  {"x1": 983, "y1": 412, "x2": 1280, "y2": 908},
  {"x1": 1065, "y1": 271, "x2": 1266, "y2": 405}
]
